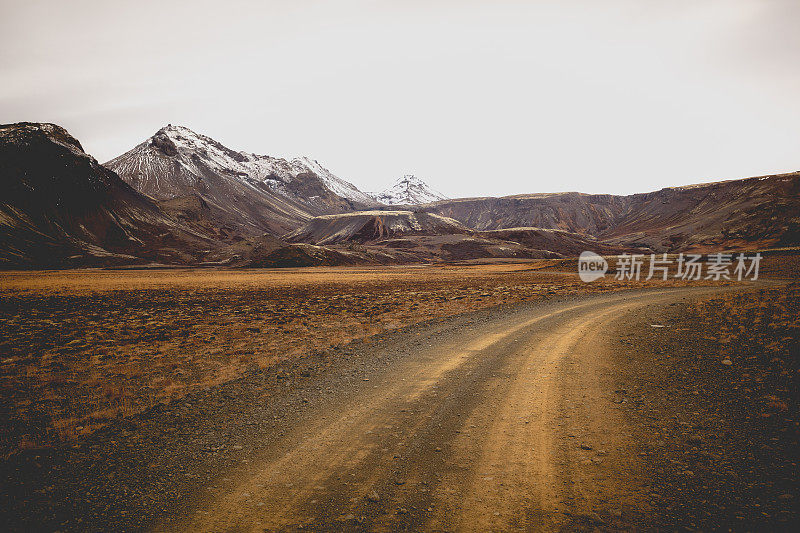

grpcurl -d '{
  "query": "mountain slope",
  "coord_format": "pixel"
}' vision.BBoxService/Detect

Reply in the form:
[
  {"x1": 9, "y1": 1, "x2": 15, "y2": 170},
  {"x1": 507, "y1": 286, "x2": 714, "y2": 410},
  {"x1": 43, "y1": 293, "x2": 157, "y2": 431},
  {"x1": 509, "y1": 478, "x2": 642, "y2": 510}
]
[
  {"x1": 478, "y1": 227, "x2": 639, "y2": 257},
  {"x1": 599, "y1": 174, "x2": 800, "y2": 252},
  {"x1": 284, "y1": 211, "x2": 638, "y2": 262},
  {"x1": 0, "y1": 123, "x2": 216, "y2": 267},
  {"x1": 292, "y1": 156, "x2": 376, "y2": 206},
  {"x1": 284, "y1": 210, "x2": 469, "y2": 245},
  {"x1": 424, "y1": 173, "x2": 800, "y2": 252},
  {"x1": 106, "y1": 125, "x2": 376, "y2": 235},
  {"x1": 373, "y1": 175, "x2": 447, "y2": 205},
  {"x1": 425, "y1": 192, "x2": 628, "y2": 235}
]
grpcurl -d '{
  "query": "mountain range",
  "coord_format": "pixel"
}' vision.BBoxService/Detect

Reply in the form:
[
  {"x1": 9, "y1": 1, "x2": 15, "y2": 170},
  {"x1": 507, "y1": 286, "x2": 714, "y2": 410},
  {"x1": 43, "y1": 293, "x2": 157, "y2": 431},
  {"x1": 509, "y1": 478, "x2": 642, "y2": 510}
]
[{"x1": 1, "y1": 122, "x2": 797, "y2": 268}]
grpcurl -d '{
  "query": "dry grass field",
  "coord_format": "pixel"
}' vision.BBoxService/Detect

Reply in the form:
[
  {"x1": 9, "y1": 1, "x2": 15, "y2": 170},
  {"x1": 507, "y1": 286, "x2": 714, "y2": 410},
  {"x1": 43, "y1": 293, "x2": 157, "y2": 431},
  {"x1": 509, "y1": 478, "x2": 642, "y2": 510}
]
[{"x1": 0, "y1": 262, "x2": 711, "y2": 457}]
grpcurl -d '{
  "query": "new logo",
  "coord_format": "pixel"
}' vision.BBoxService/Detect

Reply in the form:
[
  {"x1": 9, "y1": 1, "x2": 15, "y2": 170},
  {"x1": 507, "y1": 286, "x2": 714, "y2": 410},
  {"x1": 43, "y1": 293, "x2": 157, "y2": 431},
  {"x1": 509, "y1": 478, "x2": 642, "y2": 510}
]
[{"x1": 578, "y1": 251, "x2": 608, "y2": 282}]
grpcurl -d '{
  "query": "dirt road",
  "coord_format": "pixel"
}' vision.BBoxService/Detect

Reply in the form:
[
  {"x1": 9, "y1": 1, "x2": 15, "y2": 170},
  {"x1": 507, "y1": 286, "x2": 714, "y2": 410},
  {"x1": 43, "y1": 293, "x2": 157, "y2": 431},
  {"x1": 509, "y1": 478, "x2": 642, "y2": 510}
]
[{"x1": 163, "y1": 287, "x2": 736, "y2": 532}]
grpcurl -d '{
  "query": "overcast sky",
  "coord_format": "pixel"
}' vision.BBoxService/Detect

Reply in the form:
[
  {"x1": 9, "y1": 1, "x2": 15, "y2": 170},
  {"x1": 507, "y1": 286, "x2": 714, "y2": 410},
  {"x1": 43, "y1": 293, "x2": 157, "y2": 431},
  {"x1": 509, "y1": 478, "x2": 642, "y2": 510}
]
[{"x1": 2, "y1": 0, "x2": 799, "y2": 197}]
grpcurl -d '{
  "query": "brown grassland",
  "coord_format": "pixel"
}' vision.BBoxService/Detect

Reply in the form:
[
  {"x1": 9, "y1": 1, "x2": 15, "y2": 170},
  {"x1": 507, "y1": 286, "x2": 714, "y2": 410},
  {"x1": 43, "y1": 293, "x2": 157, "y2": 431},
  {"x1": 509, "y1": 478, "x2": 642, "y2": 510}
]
[{"x1": 0, "y1": 253, "x2": 794, "y2": 458}]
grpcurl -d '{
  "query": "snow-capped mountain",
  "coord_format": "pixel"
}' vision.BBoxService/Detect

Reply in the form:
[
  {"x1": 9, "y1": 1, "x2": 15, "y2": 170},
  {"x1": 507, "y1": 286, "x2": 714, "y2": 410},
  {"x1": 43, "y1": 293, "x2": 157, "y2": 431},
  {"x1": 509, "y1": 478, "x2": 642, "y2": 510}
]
[
  {"x1": 105, "y1": 125, "x2": 376, "y2": 235},
  {"x1": 373, "y1": 175, "x2": 448, "y2": 205}
]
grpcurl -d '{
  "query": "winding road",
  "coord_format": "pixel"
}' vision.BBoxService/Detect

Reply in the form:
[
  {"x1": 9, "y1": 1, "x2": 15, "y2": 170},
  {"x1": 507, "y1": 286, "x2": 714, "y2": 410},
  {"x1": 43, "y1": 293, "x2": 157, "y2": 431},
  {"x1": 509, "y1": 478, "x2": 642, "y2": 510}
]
[{"x1": 167, "y1": 286, "x2": 736, "y2": 532}]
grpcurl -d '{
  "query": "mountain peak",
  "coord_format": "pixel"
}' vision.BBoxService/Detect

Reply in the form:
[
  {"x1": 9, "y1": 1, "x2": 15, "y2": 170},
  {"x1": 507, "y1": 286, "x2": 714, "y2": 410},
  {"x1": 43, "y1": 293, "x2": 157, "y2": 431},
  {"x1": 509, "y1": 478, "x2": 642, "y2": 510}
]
[
  {"x1": 374, "y1": 174, "x2": 447, "y2": 205},
  {"x1": 155, "y1": 123, "x2": 197, "y2": 135},
  {"x1": 105, "y1": 125, "x2": 377, "y2": 220},
  {"x1": 1, "y1": 122, "x2": 86, "y2": 156},
  {"x1": 146, "y1": 124, "x2": 228, "y2": 157}
]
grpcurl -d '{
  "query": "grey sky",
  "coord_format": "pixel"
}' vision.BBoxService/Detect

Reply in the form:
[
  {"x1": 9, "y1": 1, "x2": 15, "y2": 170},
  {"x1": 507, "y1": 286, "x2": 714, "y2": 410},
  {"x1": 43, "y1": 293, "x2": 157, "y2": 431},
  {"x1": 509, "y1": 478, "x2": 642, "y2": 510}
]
[{"x1": 2, "y1": 0, "x2": 799, "y2": 197}]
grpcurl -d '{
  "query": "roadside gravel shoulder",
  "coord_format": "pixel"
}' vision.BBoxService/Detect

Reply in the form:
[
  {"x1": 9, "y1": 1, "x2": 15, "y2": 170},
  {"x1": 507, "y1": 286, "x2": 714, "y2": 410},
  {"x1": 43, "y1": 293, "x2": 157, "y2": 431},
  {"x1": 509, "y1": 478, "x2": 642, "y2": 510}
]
[{"x1": 613, "y1": 282, "x2": 800, "y2": 530}]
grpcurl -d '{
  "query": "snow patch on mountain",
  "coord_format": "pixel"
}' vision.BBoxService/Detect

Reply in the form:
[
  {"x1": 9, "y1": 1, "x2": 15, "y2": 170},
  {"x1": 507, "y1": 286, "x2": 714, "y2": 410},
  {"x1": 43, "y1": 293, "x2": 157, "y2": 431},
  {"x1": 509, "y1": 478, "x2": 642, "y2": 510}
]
[
  {"x1": 106, "y1": 125, "x2": 374, "y2": 205},
  {"x1": 291, "y1": 156, "x2": 375, "y2": 205},
  {"x1": 372, "y1": 175, "x2": 447, "y2": 205}
]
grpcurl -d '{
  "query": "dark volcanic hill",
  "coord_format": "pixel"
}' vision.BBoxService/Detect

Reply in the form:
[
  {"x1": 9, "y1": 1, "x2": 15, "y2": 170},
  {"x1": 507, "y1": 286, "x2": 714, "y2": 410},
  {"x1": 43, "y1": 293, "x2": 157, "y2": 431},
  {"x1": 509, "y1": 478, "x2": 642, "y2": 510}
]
[
  {"x1": 106, "y1": 125, "x2": 377, "y2": 236},
  {"x1": 0, "y1": 123, "x2": 217, "y2": 267},
  {"x1": 423, "y1": 192, "x2": 627, "y2": 235},
  {"x1": 423, "y1": 173, "x2": 800, "y2": 252},
  {"x1": 599, "y1": 174, "x2": 800, "y2": 252}
]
